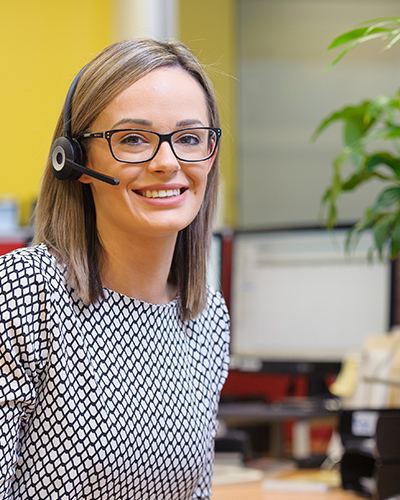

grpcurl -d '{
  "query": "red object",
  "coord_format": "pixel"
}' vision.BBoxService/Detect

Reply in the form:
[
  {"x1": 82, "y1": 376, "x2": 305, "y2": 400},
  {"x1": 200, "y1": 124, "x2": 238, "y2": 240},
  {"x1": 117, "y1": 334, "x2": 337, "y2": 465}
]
[
  {"x1": 220, "y1": 231, "x2": 233, "y2": 312},
  {"x1": 0, "y1": 240, "x2": 27, "y2": 256},
  {"x1": 221, "y1": 369, "x2": 308, "y2": 402}
]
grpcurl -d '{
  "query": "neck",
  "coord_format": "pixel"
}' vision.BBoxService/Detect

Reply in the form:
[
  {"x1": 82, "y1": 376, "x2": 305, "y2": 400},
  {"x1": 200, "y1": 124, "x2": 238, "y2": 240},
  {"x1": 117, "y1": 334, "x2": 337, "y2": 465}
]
[{"x1": 99, "y1": 232, "x2": 178, "y2": 305}]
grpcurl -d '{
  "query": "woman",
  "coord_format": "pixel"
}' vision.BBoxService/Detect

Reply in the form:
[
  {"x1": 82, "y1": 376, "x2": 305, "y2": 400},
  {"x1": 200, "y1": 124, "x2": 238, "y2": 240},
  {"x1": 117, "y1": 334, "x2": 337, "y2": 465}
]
[{"x1": 0, "y1": 38, "x2": 230, "y2": 499}]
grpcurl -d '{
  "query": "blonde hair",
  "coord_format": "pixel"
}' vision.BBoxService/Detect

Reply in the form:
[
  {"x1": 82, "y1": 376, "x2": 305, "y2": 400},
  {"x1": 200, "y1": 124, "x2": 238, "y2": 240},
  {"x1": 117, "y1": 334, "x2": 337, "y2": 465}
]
[{"x1": 34, "y1": 38, "x2": 220, "y2": 320}]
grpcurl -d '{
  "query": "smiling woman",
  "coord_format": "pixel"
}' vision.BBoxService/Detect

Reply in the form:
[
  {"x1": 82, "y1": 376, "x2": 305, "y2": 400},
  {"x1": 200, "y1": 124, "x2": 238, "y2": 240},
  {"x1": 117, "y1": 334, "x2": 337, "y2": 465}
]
[
  {"x1": 0, "y1": 39, "x2": 230, "y2": 500},
  {"x1": 76, "y1": 66, "x2": 217, "y2": 305},
  {"x1": 38, "y1": 39, "x2": 221, "y2": 317}
]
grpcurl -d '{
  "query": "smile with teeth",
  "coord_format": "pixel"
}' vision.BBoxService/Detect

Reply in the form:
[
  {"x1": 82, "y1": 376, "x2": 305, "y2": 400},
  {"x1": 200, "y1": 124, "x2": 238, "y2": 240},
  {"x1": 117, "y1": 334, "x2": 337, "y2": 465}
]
[{"x1": 139, "y1": 188, "x2": 184, "y2": 199}]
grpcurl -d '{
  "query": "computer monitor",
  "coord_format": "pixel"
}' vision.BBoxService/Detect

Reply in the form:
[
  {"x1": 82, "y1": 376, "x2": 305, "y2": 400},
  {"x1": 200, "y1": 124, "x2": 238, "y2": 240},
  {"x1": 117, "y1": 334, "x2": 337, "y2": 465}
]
[
  {"x1": 207, "y1": 233, "x2": 223, "y2": 292},
  {"x1": 229, "y1": 226, "x2": 395, "y2": 383}
]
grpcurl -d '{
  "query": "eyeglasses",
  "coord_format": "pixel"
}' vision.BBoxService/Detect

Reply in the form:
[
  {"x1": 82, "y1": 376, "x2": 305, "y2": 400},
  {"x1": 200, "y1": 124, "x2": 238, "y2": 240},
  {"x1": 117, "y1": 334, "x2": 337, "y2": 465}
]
[{"x1": 80, "y1": 127, "x2": 221, "y2": 163}]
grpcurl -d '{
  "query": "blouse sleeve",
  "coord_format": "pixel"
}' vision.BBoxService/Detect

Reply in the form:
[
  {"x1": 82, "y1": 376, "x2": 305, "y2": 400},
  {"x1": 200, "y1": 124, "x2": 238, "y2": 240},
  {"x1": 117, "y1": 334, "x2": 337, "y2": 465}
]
[
  {"x1": 0, "y1": 251, "x2": 49, "y2": 498},
  {"x1": 192, "y1": 294, "x2": 230, "y2": 499}
]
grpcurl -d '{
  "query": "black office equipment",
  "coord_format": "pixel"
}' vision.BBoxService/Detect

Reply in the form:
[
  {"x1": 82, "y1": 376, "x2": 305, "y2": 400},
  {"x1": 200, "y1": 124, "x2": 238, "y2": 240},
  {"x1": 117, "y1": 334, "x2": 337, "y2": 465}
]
[
  {"x1": 50, "y1": 66, "x2": 119, "y2": 186},
  {"x1": 339, "y1": 409, "x2": 400, "y2": 499}
]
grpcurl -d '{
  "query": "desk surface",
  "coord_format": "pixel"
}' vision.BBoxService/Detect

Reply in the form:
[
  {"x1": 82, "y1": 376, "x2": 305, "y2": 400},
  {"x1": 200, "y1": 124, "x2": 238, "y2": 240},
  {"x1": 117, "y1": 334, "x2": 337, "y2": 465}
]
[
  {"x1": 218, "y1": 399, "x2": 339, "y2": 421},
  {"x1": 212, "y1": 470, "x2": 360, "y2": 500}
]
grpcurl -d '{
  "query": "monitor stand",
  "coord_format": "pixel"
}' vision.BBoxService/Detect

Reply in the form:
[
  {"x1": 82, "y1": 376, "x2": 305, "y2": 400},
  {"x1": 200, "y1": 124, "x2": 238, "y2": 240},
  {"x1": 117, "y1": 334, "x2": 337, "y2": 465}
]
[{"x1": 292, "y1": 374, "x2": 339, "y2": 468}]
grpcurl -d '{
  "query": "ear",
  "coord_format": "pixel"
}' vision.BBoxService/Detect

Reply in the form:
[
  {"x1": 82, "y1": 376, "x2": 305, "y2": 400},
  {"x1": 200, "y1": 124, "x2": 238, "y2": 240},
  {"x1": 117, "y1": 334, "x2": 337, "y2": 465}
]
[
  {"x1": 77, "y1": 173, "x2": 94, "y2": 185},
  {"x1": 77, "y1": 157, "x2": 94, "y2": 185}
]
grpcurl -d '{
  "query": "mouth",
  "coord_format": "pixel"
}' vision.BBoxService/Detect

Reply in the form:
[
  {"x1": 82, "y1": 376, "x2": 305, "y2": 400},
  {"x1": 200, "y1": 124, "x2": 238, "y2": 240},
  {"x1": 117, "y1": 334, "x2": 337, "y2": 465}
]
[{"x1": 135, "y1": 188, "x2": 187, "y2": 199}]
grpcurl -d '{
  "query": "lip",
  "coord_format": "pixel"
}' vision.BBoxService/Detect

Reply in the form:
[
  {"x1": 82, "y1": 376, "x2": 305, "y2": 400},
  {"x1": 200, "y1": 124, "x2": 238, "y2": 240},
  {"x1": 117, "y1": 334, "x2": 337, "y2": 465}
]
[{"x1": 132, "y1": 183, "x2": 189, "y2": 206}]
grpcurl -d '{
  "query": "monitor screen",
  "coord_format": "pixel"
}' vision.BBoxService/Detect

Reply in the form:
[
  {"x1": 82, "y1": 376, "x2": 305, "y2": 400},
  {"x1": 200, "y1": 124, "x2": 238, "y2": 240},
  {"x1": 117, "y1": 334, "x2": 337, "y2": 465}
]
[{"x1": 230, "y1": 227, "x2": 393, "y2": 372}]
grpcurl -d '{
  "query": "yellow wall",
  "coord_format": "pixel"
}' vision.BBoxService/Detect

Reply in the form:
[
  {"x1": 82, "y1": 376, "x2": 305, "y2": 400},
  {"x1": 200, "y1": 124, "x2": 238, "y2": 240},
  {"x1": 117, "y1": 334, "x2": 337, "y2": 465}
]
[
  {"x1": 0, "y1": 1, "x2": 237, "y2": 226},
  {"x1": 178, "y1": 0, "x2": 237, "y2": 226},
  {"x1": 0, "y1": 0, "x2": 112, "y2": 224}
]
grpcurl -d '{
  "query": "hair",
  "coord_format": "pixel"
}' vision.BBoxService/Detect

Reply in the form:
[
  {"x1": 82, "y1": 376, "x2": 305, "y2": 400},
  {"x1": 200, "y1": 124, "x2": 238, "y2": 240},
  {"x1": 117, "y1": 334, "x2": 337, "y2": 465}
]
[{"x1": 33, "y1": 38, "x2": 221, "y2": 321}]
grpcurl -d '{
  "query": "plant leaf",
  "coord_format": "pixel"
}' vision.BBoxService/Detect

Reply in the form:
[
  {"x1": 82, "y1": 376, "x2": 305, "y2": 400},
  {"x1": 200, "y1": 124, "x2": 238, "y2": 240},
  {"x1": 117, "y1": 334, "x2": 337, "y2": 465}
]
[
  {"x1": 341, "y1": 171, "x2": 387, "y2": 191},
  {"x1": 317, "y1": 17, "x2": 400, "y2": 254},
  {"x1": 325, "y1": 32, "x2": 394, "y2": 71},
  {"x1": 344, "y1": 117, "x2": 368, "y2": 146},
  {"x1": 328, "y1": 27, "x2": 391, "y2": 50},
  {"x1": 327, "y1": 203, "x2": 337, "y2": 228},
  {"x1": 311, "y1": 102, "x2": 371, "y2": 141},
  {"x1": 373, "y1": 214, "x2": 394, "y2": 258},
  {"x1": 373, "y1": 186, "x2": 400, "y2": 211},
  {"x1": 320, "y1": 187, "x2": 338, "y2": 227},
  {"x1": 385, "y1": 31, "x2": 400, "y2": 50},
  {"x1": 324, "y1": 42, "x2": 360, "y2": 71},
  {"x1": 390, "y1": 213, "x2": 400, "y2": 258},
  {"x1": 358, "y1": 17, "x2": 400, "y2": 27},
  {"x1": 365, "y1": 153, "x2": 400, "y2": 179},
  {"x1": 359, "y1": 125, "x2": 400, "y2": 146}
]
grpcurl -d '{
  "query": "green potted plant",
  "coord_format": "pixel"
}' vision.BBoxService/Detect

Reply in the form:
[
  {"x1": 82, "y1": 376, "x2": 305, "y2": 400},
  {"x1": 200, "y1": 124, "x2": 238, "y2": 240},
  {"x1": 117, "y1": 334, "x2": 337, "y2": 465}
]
[{"x1": 313, "y1": 17, "x2": 400, "y2": 259}]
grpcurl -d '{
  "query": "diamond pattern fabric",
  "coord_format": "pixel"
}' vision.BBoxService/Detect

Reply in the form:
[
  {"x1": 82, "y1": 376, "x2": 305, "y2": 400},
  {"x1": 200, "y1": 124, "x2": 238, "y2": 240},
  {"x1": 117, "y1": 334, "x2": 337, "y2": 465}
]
[{"x1": 0, "y1": 244, "x2": 230, "y2": 499}]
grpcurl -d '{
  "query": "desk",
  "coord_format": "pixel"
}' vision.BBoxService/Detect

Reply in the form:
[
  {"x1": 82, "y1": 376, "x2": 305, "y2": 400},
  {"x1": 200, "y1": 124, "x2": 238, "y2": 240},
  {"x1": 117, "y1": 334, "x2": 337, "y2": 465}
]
[
  {"x1": 218, "y1": 400, "x2": 338, "y2": 421},
  {"x1": 218, "y1": 400, "x2": 339, "y2": 458},
  {"x1": 212, "y1": 471, "x2": 360, "y2": 500}
]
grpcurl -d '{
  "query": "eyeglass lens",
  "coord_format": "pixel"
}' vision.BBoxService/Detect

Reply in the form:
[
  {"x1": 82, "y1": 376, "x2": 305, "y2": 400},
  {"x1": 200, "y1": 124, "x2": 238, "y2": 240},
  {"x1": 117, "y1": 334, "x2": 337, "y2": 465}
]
[{"x1": 110, "y1": 128, "x2": 217, "y2": 162}]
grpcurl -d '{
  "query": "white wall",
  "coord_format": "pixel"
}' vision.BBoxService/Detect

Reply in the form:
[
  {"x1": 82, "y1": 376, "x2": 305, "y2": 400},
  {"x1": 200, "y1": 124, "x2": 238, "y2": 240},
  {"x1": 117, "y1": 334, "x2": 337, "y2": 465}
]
[
  {"x1": 113, "y1": 0, "x2": 177, "y2": 41},
  {"x1": 238, "y1": 0, "x2": 400, "y2": 228}
]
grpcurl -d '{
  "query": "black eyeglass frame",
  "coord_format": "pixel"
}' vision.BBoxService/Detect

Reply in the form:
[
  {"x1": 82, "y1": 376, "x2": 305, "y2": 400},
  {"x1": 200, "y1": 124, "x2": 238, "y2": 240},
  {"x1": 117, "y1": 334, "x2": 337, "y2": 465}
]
[{"x1": 79, "y1": 126, "x2": 221, "y2": 164}]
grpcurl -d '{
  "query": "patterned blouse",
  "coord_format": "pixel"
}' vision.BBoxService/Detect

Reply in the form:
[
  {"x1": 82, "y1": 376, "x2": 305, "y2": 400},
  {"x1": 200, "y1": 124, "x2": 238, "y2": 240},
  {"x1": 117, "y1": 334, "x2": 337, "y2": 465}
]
[{"x1": 0, "y1": 244, "x2": 230, "y2": 499}]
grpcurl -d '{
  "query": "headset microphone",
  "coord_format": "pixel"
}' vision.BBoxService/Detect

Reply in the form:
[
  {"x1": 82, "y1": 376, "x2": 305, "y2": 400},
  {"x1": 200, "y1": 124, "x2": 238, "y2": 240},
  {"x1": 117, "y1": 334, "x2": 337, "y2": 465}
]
[{"x1": 50, "y1": 67, "x2": 119, "y2": 186}]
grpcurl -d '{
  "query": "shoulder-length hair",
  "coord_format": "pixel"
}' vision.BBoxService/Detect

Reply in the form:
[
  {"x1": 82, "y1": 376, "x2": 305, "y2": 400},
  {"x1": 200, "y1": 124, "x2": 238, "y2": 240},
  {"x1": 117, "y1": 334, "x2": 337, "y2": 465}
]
[{"x1": 33, "y1": 38, "x2": 221, "y2": 320}]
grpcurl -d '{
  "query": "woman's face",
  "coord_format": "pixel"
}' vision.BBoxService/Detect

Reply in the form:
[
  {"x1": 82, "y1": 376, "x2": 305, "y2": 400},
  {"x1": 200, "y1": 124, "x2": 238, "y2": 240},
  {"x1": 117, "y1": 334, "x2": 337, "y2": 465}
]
[{"x1": 81, "y1": 66, "x2": 216, "y2": 243}]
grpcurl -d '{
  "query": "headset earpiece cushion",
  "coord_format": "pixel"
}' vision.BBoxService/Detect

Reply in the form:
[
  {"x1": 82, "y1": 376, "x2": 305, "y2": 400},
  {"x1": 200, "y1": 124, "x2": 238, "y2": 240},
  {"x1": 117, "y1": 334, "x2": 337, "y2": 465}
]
[{"x1": 51, "y1": 136, "x2": 84, "y2": 181}]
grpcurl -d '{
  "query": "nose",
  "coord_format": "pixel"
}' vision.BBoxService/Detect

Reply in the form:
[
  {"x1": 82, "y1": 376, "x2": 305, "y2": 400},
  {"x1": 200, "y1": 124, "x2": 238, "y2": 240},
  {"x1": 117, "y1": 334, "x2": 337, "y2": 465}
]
[{"x1": 147, "y1": 140, "x2": 181, "y2": 175}]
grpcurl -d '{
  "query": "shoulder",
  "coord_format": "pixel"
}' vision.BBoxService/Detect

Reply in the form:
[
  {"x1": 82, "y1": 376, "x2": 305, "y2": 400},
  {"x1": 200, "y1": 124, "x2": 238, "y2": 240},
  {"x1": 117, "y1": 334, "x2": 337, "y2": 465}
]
[
  {"x1": 206, "y1": 286, "x2": 230, "y2": 329},
  {"x1": 0, "y1": 244, "x2": 63, "y2": 293},
  {"x1": 206, "y1": 286, "x2": 228, "y2": 309},
  {"x1": 189, "y1": 286, "x2": 230, "y2": 346},
  {"x1": 189, "y1": 287, "x2": 230, "y2": 389},
  {"x1": 0, "y1": 246, "x2": 59, "y2": 394}
]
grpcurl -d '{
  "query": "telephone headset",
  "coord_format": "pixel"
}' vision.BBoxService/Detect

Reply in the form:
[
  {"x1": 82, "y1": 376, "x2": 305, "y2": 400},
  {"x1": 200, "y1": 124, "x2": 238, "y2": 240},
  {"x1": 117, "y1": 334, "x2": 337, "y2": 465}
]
[{"x1": 50, "y1": 67, "x2": 120, "y2": 186}]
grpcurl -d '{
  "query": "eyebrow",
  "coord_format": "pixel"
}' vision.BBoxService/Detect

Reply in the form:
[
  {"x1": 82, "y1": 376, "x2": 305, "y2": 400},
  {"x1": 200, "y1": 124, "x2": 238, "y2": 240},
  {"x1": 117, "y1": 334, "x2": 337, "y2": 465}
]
[
  {"x1": 112, "y1": 118, "x2": 152, "y2": 129},
  {"x1": 176, "y1": 119, "x2": 205, "y2": 127},
  {"x1": 111, "y1": 118, "x2": 205, "y2": 129}
]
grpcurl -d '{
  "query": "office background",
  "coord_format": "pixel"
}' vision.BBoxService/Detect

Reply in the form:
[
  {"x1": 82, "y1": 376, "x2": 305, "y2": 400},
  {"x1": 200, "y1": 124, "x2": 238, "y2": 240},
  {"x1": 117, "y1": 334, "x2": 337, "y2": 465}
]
[
  {"x1": 2, "y1": 0, "x2": 400, "y2": 233},
  {"x1": 0, "y1": 0, "x2": 236, "y2": 227},
  {"x1": 3, "y1": 0, "x2": 400, "y2": 470}
]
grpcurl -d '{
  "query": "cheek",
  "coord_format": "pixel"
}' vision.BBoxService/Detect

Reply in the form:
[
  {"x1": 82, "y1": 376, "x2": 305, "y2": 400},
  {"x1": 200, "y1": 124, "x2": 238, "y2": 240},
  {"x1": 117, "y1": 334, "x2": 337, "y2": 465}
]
[
  {"x1": 192, "y1": 174, "x2": 209, "y2": 213},
  {"x1": 191, "y1": 178, "x2": 208, "y2": 206},
  {"x1": 200, "y1": 166, "x2": 213, "y2": 195},
  {"x1": 192, "y1": 164, "x2": 211, "y2": 190},
  {"x1": 85, "y1": 141, "x2": 113, "y2": 169}
]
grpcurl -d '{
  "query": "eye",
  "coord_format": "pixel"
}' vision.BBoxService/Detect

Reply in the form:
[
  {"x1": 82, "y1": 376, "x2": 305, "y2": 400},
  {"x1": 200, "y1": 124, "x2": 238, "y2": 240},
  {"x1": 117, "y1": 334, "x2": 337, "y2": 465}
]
[
  {"x1": 174, "y1": 132, "x2": 202, "y2": 146},
  {"x1": 119, "y1": 132, "x2": 148, "y2": 146}
]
